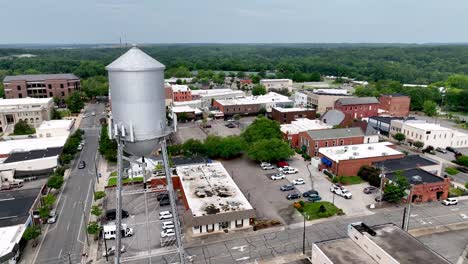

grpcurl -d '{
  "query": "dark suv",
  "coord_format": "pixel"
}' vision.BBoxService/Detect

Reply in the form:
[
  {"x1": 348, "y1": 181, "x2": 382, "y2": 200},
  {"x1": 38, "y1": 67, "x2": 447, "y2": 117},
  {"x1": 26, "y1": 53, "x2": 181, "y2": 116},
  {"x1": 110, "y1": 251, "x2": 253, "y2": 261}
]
[
  {"x1": 286, "y1": 193, "x2": 301, "y2": 200},
  {"x1": 302, "y1": 190, "x2": 319, "y2": 197},
  {"x1": 105, "y1": 209, "x2": 129, "y2": 220}
]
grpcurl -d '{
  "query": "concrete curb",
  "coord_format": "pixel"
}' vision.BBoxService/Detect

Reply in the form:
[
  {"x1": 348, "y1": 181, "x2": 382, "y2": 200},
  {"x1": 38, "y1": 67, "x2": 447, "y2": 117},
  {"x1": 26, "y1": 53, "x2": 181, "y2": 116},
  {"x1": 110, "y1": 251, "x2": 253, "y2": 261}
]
[{"x1": 409, "y1": 221, "x2": 468, "y2": 237}]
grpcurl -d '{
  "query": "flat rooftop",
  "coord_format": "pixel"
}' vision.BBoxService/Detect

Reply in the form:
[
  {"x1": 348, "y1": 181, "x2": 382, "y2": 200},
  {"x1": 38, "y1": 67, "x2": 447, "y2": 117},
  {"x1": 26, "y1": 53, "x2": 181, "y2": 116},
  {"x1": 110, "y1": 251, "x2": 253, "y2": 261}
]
[
  {"x1": 369, "y1": 224, "x2": 449, "y2": 264},
  {"x1": 0, "y1": 188, "x2": 41, "y2": 228},
  {"x1": 191, "y1": 89, "x2": 244, "y2": 97},
  {"x1": 0, "y1": 136, "x2": 67, "y2": 155},
  {"x1": 0, "y1": 224, "x2": 24, "y2": 261},
  {"x1": 319, "y1": 142, "x2": 402, "y2": 161},
  {"x1": 373, "y1": 155, "x2": 438, "y2": 172},
  {"x1": 3, "y1": 73, "x2": 79, "y2": 82},
  {"x1": 260, "y1": 79, "x2": 291, "y2": 82},
  {"x1": 313, "y1": 88, "x2": 348, "y2": 95},
  {"x1": 317, "y1": 238, "x2": 377, "y2": 264},
  {"x1": 306, "y1": 127, "x2": 364, "y2": 140},
  {"x1": 37, "y1": 119, "x2": 73, "y2": 131},
  {"x1": 176, "y1": 162, "x2": 253, "y2": 217},
  {"x1": 281, "y1": 118, "x2": 331, "y2": 134},
  {"x1": 273, "y1": 107, "x2": 314, "y2": 113},
  {"x1": 172, "y1": 105, "x2": 202, "y2": 114},
  {"x1": 386, "y1": 168, "x2": 444, "y2": 185},
  {"x1": 402, "y1": 120, "x2": 452, "y2": 131},
  {"x1": 171, "y1": 84, "x2": 189, "y2": 92},
  {"x1": 0, "y1": 97, "x2": 52, "y2": 107},
  {"x1": 215, "y1": 92, "x2": 292, "y2": 106},
  {"x1": 3, "y1": 147, "x2": 63, "y2": 164}
]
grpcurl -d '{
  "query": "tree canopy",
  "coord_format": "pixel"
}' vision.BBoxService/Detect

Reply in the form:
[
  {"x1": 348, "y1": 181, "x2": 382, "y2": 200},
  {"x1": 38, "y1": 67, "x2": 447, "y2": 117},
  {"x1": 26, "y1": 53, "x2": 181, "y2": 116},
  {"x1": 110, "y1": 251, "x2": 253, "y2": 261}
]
[
  {"x1": 13, "y1": 120, "x2": 35, "y2": 135},
  {"x1": 252, "y1": 84, "x2": 267, "y2": 96},
  {"x1": 66, "y1": 91, "x2": 85, "y2": 113},
  {"x1": 247, "y1": 138, "x2": 294, "y2": 162},
  {"x1": 384, "y1": 171, "x2": 410, "y2": 203},
  {"x1": 242, "y1": 117, "x2": 281, "y2": 143}
]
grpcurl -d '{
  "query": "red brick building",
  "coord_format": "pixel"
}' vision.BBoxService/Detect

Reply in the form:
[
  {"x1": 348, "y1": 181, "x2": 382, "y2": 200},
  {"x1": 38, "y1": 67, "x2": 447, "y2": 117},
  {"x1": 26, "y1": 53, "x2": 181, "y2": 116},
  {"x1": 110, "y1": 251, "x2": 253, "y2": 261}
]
[
  {"x1": 213, "y1": 100, "x2": 259, "y2": 115},
  {"x1": 271, "y1": 107, "x2": 316, "y2": 124},
  {"x1": 171, "y1": 85, "x2": 192, "y2": 102},
  {"x1": 281, "y1": 119, "x2": 332, "y2": 148},
  {"x1": 386, "y1": 168, "x2": 450, "y2": 203},
  {"x1": 318, "y1": 142, "x2": 404, "y2": 176},
  {"x1": 3, "y1": 74, "x2": 80, "y2": 100},
  {"x1": 299, "y1": 127, "x2": 364, "y2": 157},
  {"x1": 334, "y1": 97, "x2": 379, "y2": 120},
  {"x1": 378, "y1": 94, "x2": 411, "y2": 117}
]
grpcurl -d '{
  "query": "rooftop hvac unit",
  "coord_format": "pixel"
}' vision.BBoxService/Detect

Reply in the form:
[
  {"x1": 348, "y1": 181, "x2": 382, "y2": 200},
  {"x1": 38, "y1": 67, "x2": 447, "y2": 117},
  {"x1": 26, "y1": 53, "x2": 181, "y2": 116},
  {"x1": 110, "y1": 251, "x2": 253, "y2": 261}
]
[
  {"x1": 411, "y1": 175, "x2": 422, "y2": 182},
  {"x1": 349, "y1": 156, "x2": 355, "y2": 159},
  {"x1": 353, "y1": 152, "x2": 359, "y2": 156},
  {"x1": 382, "y1": 152, "x2": 388, "y2": 156},
  {"x1": 368, "y1": 146, "x2": 374, "y2": 150},
  {"x1": 352, "y1": 146, "x2": 358, "y2": 150}
]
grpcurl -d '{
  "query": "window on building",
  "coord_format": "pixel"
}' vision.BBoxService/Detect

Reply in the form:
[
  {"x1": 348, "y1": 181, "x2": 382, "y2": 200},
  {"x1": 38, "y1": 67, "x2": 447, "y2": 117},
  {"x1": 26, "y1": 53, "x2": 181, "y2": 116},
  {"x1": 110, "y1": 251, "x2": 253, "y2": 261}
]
[
  {"x1": 19, "y1": 93, "x2": 23, "y2": 98},
  {"x1": 314, "y1": 151, "x2": 318, "y2": 156},
  {"x1": 61, "y1": 92, "x2": 65, "y2": 96},
  {"x1": 17, "y1": 85, "x2": 21, "y2": 90},
  {"x1": 315, "y1": 142, "x2": 318, "y2": 148},
  {"x1": 206, "y1": 224, "x2": 214, "y2": 232},
  {"x1": 49, "y1": 92, "x2": 53, "y2": 97},
  {"x1": 332, "y1": 140, "x2": 336, "y2": 146},
  {"x1": 235, "y1": 219, "x2": 244, "y2": 228},
  {"x1": 325, "y1": 141, "x2": 328, "y2": 147},
  {"x1": 60, "y1": 84, "x2": 64, "y2": 88},
  {"x1": 340, "y1": 140, "x2": 344, "y2": 145}
]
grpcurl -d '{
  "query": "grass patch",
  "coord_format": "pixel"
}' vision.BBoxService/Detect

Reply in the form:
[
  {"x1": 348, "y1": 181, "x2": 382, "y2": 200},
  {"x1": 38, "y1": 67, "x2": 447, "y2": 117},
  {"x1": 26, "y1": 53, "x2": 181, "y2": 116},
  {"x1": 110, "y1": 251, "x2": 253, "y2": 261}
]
[
  {"x1": 445, "y1": 167, "x2": 459, "y2": 175},
  {"x1": 337, "y1": 176, "x2": 362, "y2": 185},
  {"x1": 296, "y1": 201, "x2": 342, "y2": 220},
  {"x1": 449, "y1": 187, "x2": 465, "y2": 197},
  {"x1": 107, "y1": 177, "x2": 144, "y2": 187},
  {"x1": 110, "y1": 171, "x2": 117, "y2": 177}
]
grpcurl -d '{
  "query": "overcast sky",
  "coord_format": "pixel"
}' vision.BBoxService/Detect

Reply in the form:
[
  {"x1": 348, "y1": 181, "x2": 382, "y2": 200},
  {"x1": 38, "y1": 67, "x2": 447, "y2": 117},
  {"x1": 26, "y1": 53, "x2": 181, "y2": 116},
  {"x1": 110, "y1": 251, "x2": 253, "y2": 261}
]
[{"x1": 2, "y1": 0, "x2": 468, "y2": 44}]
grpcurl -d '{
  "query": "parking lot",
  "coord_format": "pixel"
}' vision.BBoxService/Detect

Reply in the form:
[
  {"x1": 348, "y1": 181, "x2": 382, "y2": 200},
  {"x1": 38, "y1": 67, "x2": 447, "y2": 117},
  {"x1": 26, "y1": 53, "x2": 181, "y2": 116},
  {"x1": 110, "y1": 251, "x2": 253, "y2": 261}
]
[
  {"x1": 222, "y1": 154, "x2": 377, "y2": 225},
  {"x1": 102, "y1": 185, "x2": 183, "y2": 261}
]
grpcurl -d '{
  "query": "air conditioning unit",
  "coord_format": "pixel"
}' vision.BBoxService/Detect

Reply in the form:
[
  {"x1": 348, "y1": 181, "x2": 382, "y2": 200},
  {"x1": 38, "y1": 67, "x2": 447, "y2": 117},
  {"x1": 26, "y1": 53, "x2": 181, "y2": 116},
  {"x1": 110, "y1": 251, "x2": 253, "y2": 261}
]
[
  {"x1": 382, "y1": 152, "x2": 388, "y2": 156},
  {"x1": 353, "y1": 152, "x2": 359, "y2": 156},
  {"x1": 368, "y1": 146, "x2": 374, "y2": 150}
]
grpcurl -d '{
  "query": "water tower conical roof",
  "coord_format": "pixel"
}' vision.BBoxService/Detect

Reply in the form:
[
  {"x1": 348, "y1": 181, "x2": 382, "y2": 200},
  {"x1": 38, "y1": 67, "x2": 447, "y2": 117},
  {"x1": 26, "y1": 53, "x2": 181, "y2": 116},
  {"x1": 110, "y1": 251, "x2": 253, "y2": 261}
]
[{"x1": 106, "y1": 45, "x2": 165, "y2": 72}]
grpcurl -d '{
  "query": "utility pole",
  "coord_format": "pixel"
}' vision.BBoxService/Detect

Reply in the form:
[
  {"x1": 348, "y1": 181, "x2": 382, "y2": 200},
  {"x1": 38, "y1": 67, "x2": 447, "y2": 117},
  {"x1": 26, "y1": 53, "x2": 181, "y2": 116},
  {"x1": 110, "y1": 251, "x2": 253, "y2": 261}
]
[
  {"x1": 379, "y1": 165, "x2": 386, "y2": 206},
  {"x1": 104, "y1": 235, "x2": 109, "y2": 262},
  {"x1": 142, "y1": 157, "x2": 152, "y2": 264},
  {"x1": 404, "y1": 186, "x2": 414, "y2": 231},
  {"x1": 115, "y1": 134, "x2": 124, "y2": 264}
]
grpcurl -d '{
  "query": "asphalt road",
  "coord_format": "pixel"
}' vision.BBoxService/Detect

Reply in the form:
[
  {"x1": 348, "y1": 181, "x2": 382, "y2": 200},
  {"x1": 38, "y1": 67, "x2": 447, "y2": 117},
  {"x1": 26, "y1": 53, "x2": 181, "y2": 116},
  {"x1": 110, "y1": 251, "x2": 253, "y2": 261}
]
[
  {"x1": 123, "y1": 200, "x2": 468, "y2": 264},
  {"x1": 32, "y1": 103, "x2": 105, "y2": 264}
]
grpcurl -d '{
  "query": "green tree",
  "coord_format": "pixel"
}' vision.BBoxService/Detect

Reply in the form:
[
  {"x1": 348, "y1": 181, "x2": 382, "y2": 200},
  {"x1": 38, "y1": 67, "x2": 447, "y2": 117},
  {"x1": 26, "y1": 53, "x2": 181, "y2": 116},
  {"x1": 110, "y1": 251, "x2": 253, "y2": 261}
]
[
  {"x1": 357, "y1": 165, "x2": 381, "y2": 187},
  {"x1": 91, "y1": 205, "x2": 102, "y2": 218},
  {"x1": 23, "y1": 226, "x2": 41, "y2": 247},
  {"x1": 94, "y1": 191, "x2": 106, "y2": 201},
  {"x1": 182, "y1": 139, "x2": 206, "y2": 157},
  {"x1": 177, "y1": 113, "x2": 189, "y2": 122},
  {"x1": 87, "y1": 222, "x2": 100, "y2": 235},
  {"x1": 81, "y1": 76, "x2": 108, "y2": 98},
  {"x1": 51, "y1": 109, "x2": 62, "y2": 120},
  {"x1": 47, "y1": 176, "x2": 64, "y2": 190},
  {"x1": 99, "y1": 125, "x2": 117, "y2": 162},
  {"x1": 247, "y1": 138, "x2": 294, "y2": 162},
  {"x1": 38, "y1": 206, "x2": 50, "y2": 219},
  {"x1": 165, "y1": 66, "x2": 191, "y2": 78},
  {"x1": 43, "y1": 194, "x2": 56, "y2": 208},
  {"x1": 384, "y1": 171, "x2": 410, "y2": 203},
  {"x1": 252, "y1": 84, "x2": 267, "y2": 96},
  {"x1": 242, "y1": 117, "x2": 281, "y2": 144},
  {"x1": 13, "y1": 120, "x2": 35, "y2": 135},
  {"x1": 216, "y1": 136, "x2": 245, "y2": 159},
  {"x1": 66, "y1": 91, "x2": 84, "y2": 113},
  {"x1": 413, "y1": 141, "x2": 424, "y2": 150},
  {"x1": 422, "y1": 100, "x2": 438, "y2": 117},
  {"x1": 455, "y1": 155, "x2": 468, "y2": 167},
  {"x1": 392, "y1": 133, "x2": 406, "y2": 143}
]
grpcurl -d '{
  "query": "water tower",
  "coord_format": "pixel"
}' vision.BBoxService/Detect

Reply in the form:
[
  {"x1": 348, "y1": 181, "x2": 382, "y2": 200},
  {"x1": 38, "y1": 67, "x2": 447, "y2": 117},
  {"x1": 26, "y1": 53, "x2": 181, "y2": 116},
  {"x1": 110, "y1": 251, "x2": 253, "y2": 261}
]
[{"x1": 106, "y1": 45, "x2": 185, "y2": 263}]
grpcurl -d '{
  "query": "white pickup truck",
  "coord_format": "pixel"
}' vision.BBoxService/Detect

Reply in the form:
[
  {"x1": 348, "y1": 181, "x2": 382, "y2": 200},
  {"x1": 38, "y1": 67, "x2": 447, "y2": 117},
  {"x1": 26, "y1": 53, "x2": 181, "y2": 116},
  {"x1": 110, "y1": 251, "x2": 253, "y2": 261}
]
[{"x1": 330, "y1": 184, "x2": 352, "y2": 199}]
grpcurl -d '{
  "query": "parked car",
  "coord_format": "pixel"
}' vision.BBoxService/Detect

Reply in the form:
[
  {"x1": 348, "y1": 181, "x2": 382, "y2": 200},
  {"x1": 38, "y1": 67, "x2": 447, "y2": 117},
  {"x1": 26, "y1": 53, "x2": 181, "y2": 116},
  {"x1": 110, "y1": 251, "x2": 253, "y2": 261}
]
[
  {"x1": 47, "y1": 210, "x2": 58, "y2": 224},
  {"x1": 280, "y1": 184, "x2": 295, "y2": 191},
  {"x1": 442, "y1": 198, "x2": 458, "y2": 206},
  {"x1": 456, "y1": 167, "x2": 468, "y2": 173},
  {"x1": 226, "y1": 123, "x2": 236, "y2": 128},
  {"x1": 77, "y1": 144, "x2": 83, "y2": 151},
  {"x1": 302, "y1": 190, "x2": 319, "y2": 197},
  {"x1": 91, "y1": 112, "x2": 96, "y2": 116},
  {"x1": 286, "y1": 192, "x2": 301, "y2": 200},
  {"x1": 105, "y1": 209, "x2": 129, "y2": 221},
  {"x1": 160, "y1": 198, "x2": 170, "y2": 206},
  {"x1": 292, "y1": 178, "x2": 305, "y2": 185},
  {"x1": 78, "y1": 161, "x2": 86, "y2": 169},
  {"x1": 435, "y1": 147, "x2": 447, "y2": 153},
  {"x1": 446, "y1": 147, "x2": 460, "y2": 154},
  {"x1": 161, "y1": 228, "x2": 176, "y2": 238},
  {"x1": 202, "y1": 124, "x2": 212, "y2": 128},
  {"x1": 102, "y1": 246, "x2": 126, "y2": 257},
  {"x1": 276, "y1": 161, "x2": 289, "y2": 168},
  {"x1": 159, "y1": 211, "x2": 173, "y2": 220},
  {"x1": 162, "y1": 221, "x2": 175, "y2": 230},
  {"x1": 260, "y1": 162, "x2": 275, "y2": 170},
  {"x1": 330, "y1": 184, "x2": 352, "y2": 199},
  {"x1": 363, "y1": 186, "x2": 378, "y2": 194},
  {"x1": 322, "y1": 169, "x2": 334, "y2": 179},
  {"x1": 157, "y1": 193, "x2": 169, "y2": 201},
  {"x1": 307, "y1": 194, "x2": 322, "y2": 202},
  {"x1": 270, "y1": 173, "x2": 285, "y2": 180},
  {"x1": 279, "y1": 166, "x2": 298, "y2": 174}
]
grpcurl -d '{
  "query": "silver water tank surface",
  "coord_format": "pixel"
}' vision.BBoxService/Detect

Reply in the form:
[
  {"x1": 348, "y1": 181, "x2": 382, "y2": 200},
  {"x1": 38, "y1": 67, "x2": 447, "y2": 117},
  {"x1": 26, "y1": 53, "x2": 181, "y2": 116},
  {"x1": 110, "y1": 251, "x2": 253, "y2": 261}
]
[{"x1": 106, "y1": 46, "x2": 167, "y2": 156}]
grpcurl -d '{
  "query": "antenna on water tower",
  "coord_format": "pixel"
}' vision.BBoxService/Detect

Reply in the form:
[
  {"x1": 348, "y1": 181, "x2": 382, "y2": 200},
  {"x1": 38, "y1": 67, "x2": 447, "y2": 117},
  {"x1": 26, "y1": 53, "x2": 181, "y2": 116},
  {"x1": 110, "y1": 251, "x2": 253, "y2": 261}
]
[{"x1": 106, "y1": 45, "x2": 186, "y2": 264}]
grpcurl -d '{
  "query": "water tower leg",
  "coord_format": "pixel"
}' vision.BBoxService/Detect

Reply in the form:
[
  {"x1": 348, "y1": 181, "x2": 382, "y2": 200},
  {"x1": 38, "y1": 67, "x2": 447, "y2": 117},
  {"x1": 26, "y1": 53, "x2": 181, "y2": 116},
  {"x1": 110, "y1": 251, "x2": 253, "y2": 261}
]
[
  {"x1": 161, "y1": 138, "x2": 186, "y2": 264},
  {"x1": 115, "y1": 137, "x2": 124, "y2": 264}
]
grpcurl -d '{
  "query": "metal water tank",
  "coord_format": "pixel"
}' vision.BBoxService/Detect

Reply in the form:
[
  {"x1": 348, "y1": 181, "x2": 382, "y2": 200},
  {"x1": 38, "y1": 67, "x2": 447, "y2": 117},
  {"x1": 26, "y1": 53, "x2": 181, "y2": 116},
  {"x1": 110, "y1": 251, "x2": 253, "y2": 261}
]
[{"x1": 106, "y1": 45, "x2": 167, "y2": 156}]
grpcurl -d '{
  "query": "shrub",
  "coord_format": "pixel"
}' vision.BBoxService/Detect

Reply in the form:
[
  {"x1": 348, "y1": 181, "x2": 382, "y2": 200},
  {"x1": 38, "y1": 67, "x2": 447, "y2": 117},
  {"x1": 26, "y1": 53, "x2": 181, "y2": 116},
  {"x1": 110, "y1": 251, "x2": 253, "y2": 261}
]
[
  {"x1": 87, "y1": 222, "x2": 100, "y2": 234},
  {"x1": 332, "y1": 177, "x2": 339, "y2": 183},
  {"x1": 293, "y1": 202, "x2": 302, "y2": 209},
  {"x1": 445, "y1": 167, "x2": 459, "y2": 176},
  {"x1": 13, "y1": 120, "x2": 36, "y2": 135},
  {"x1": 299, "y1": 200, "x2": 305, "y2": 207},
  {"x1": 94, "y1": 191, "x2": 106, "y2": 201}
]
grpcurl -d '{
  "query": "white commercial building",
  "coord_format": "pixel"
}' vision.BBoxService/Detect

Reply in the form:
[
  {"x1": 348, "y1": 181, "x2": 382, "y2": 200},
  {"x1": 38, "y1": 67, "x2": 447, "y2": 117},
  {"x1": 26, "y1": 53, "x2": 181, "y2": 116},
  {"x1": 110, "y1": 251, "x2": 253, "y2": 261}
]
[
  {"x1": 260, "y1": 79, "x2": 293, "y2": 92},
  {"x1": 191, "y1": 88, "x2": 245, "y2": 108},
  {"x1": 177, "y1": 162, "x2": 255, "y2": 235},
  {"x1": 390, "y1": 120, "x2": 468, "y2": 149},
  {"x1": 36, "y1": 119, "x2": 74, "y2": 138},
  {"x1": 171, "y1": 84, "x2": 190, "y2": 92},
  {"x1": 0, "y1": 98, "x2": 54, "y2": 133},
  {"x1": 280, "y1": 118, "x2": 332, "y2": 136},
  {"x1": 294, "y1": 91, "x2": 308, "y2": 107}
]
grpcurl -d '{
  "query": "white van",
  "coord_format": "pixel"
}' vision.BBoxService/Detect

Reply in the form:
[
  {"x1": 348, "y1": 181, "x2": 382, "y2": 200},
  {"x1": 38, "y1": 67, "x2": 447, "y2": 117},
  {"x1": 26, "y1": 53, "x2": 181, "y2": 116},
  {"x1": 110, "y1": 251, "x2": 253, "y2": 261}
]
[
  {"x1": 103, "y1": 223, "x2": 134, "y2": 240},
  {"x1": 10, "y1": 179, "x2": 23, "y2": 188}
]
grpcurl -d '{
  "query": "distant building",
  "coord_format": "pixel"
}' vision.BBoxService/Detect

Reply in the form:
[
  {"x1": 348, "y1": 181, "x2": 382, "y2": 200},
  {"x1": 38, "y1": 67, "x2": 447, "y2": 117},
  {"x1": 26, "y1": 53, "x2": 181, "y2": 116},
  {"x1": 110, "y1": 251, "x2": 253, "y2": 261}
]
[
  {"x1": 271, "y1": 107, "x2": 316, "y2": 124},
  {"x1": 302, "y1": 90, "x2": 351, "y2": 114},
  {"x1": 334, "y1": 97, "x2": 380, "y2": 120},
  {"x1": 0, "y1": 98, "x2": 54, "y2": 133},
  {"x1": 390, "y1": 120, "x2": 468, "y2": 149},
  {"x1": 280, "y1": 118, "x2": 332, "y2": 148},
  {"x1": 311, "y1": 222, "x2": 450, "y2": 264},
  {"x1": 294, "y1": 91, "x2": 308, "y2": 107},
  {"x1": 191, "y1": 89, "x2": 245, "y2": 108},
  {"x1": 36, "y1": 119, "x2": 74, "y2": 138},
  {"x1": 299, "y1": 127, "x2": 365, "y2": 157},
  {"x1": 319, "y1": 142, "x2": 404, "y2": 176},
  {"x1": 176, "y1": 162, "x2": 255, "y2": 235},
  {"x1": 378, "y1": 94, "x2": 411, "y2": 117},
  {"x1": 165, "y1": 77, "x2": 193, "y2": 85},
  {"x1": 213, "y1": 92, "x2": 293, "y2": 116},
  {"x1": 172, "y1": 105, "x2": 203, "y2": 121},
  {"x1": 3, "y1": 74, "x2": 80, "y2": 100},
  {"x1": 165, "y1": 86, "x2": 173, "y2": 107},
  {"x1": 320, "y1": 109, "x2": 346, "y2": 127},
  {"x1": 367, "y1": 116, "x2": 416, "y2": 137},
  {"x1": 171, "y1": 84, "x2": 192, "y2": 102},
  {"x1": 374, "y1": 155, "x2": 442, "y2": 176},
  {"x1": 260, "y1": 79, "x2": 293, "y2": 92}
]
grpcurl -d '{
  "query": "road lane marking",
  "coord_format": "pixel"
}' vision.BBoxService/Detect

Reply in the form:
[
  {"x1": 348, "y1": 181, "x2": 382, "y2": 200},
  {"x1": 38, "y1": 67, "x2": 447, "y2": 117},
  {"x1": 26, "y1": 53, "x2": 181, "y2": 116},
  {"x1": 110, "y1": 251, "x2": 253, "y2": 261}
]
[
  {"x1": 77, "y1": 176, "x2": 94, "y2": 244},
  {"x1": 67, "y1": 222, "x2": 71, "y2": 231},
  {"x1": 232, "y1": 245, "x2": 248, "y2": 252},
  {"x1": 48, "y1": 196, "x2": 67, "y2": 233},
  {"x1": 236, "y1": 256, "x2": 250, "y2": 261},
  {"x1": 59, "y1": 249, "x2": 62, "y2": 258},
  {"x1": 73, "y1": 201, "x2": 76, "y2": 208}
]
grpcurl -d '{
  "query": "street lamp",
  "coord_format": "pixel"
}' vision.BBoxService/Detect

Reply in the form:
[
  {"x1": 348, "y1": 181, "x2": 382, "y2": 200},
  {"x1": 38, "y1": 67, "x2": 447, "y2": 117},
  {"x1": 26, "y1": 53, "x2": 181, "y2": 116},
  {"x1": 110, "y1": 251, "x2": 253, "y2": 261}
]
[{"x1": 302, "y1": 212, "x2": 310, "y2": 255}]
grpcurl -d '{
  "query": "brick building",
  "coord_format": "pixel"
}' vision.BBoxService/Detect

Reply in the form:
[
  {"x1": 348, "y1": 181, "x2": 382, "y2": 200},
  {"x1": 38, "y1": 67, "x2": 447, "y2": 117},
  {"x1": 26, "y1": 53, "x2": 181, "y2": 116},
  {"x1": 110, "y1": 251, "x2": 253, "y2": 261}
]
[
  {"x1": 299, "y1": 127, "x2": 365, "y2": 157},
  {"x1": 3, "y1": 74, "x2": 80, "y2": 100},
  {"x1": 318, "y1": 142, "x2": 404, "y2": 176},
  {"x1": 334, "y1": 97, "x2": 379, "y2": 120},
  {"x1": 171, "y1": 84, "x2": 192, "y2": 102},
  {"x1": 281, "y1": 118, "x2": 331, "y2": 148},
  {"x1": 213, "y1": 92, "x2": 293, "y2": 116},
  {"x1": 271, "y1": 107, "x2": 316, "y2": 124},
  {"x1": 378, "y1": 94, "x2": 411, "y2": 117},
  {"x1": 386, "y1": 168, "x2": 450, "y2": 203}
]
